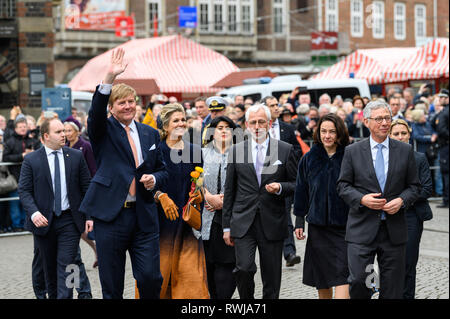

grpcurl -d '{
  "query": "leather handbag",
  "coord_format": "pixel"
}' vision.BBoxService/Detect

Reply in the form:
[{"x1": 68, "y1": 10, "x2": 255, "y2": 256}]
[
  {"x1": 182, "y1": 199, "x2": 202, "y2": 230},
  {"x1": 0, "y1": 166, "x2": 18, "y2": 195}
]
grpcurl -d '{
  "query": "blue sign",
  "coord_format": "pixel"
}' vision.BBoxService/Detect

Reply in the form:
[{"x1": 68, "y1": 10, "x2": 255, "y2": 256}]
[
  {"x1": 41, "y1": 87, "x2": 72, "y2": 121},
  {"x1": 179, "y1": 6, "x2": 197, "y2": 28}
]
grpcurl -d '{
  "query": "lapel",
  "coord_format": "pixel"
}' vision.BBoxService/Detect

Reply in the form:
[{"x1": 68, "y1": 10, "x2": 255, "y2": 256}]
[
  {"x1": 383, "y1": 138, "x2": 396, "y2": 195},
  {"x1": 110, "y1": 116, "x2": 136, "y2": 166},
  {"x1": 278, "y1": 121, "x2": 286, "y2": 141},
  {"x1": 40, "y1": 147, "x2": 53, "y2": 190},
  {"x1": 244, "y1": 140, "x2": 259, "y2": 186},
  {"x1": 361, "y1": 138, "x2": 382, "y2": 192},
  {"x1": 62, "y1": 147, "x2": 71, "y2": 191},
  {"x1": 135, "y1": 122, "x2": 149, "y2": 167}
]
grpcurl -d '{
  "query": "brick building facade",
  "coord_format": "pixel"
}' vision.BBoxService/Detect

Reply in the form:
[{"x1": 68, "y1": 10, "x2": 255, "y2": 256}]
[{"x1": 0, "y1": 0, "x2": 54, "y2": 110}]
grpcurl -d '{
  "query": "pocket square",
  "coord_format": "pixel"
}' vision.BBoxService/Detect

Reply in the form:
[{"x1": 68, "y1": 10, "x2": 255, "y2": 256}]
[
  {"x1": 273, "y1": 160, "x2": 282, "y2": 166},
  {"x1": 149, "y1": 144, "x2": 156, "y2": 151}
]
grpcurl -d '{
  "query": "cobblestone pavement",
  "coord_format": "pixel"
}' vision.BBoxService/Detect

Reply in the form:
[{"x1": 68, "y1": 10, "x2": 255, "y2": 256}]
[{"x1": 0, "y1": 201, "x2": 447, "y2": 299}]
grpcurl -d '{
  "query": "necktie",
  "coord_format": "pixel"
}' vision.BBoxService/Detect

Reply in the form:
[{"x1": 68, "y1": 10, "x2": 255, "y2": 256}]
[
  {"x1": 255, "y1": 144, "x2": 264, "y2": 186},
  {"x1": 125, "y1": 126, "x2": 139, "y2": 197},
  {"x1": 375, "y1": 144, "x2": 386, "y2": 220},
  {"x1": 52, "y1": 151, "x2": 61, "y2": 216},
  {"x1": 270, "y1": 123, "x2": 276, "y2": 139}
]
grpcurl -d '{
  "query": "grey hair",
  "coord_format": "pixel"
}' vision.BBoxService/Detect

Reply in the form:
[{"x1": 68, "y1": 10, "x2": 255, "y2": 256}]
[
  {"x1": 319, "y1": 93, "x2": 331, "y2": 101},
  {"x1": 318, "y1": 104, "x2": 331, "y2": 112},
  {"x1": 363, "y1": 100, "x2": 392, "y2": 119},
  {"x1": 245, "y1": 103, "x2": 271, "y2": 122}
]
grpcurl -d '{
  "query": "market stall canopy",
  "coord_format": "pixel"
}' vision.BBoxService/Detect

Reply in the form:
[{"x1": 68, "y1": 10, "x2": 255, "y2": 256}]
[
  {"x1": 310, "y1": 47, "x2": 419, "y2": 84},
  {"x1": 383, "y1": 38, "x2": 449, "y2": 82},
  {"x1": 212, "y1": 69, "x2": 278, "y2": 88},
  {"x1": 69, "y1": 35, "x2": 239, "y2": 94},
  {"x1": 113, "y1": 79, "x2": 161, "y2": 95}
]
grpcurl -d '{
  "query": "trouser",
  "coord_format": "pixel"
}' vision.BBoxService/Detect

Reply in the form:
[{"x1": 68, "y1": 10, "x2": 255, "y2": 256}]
[
  {"x1": 8, "y1": 190, "x2": 25, "y2": 228},
  {"x1": 283, "y1": 195, "x2": 296, "y2": 259},
  {"x1": 94, "y1": 206, "x2": 162, "y2": 299},
  {"x1": 33, "y1": 238, "x2": 92, "y2": 298},
  {"x1": 233, "y1": 214, "x2": 283, "y2": 299},
  {"x1": 206, "y1": 261, "x2": 236, "y2": 299},
  {"x1": 404, "y1": 211, "x2": 424, "y2": 299},
  {"x1": 34, "y1": 211, "x2": 81, "y2": 299},
  {"x1": 347, "y1": 222, "x2": 406, "y2": 299},
  {"x1": 440, "y1": 145, "x2": 449, "y2": 204}
]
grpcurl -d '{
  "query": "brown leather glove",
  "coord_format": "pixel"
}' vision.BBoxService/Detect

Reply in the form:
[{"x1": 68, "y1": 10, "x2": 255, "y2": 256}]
[
  {"x1": 189, "y1": 189, "x2": 203, "y2": 205},
  {"x1": 158, "y1": 193, "x2": 179, "y2": 221}
]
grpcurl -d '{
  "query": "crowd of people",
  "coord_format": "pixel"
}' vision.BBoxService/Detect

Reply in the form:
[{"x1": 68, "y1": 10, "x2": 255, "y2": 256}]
[{"x1": 1, "y1": 48, "x2": 449, "y2": 300}]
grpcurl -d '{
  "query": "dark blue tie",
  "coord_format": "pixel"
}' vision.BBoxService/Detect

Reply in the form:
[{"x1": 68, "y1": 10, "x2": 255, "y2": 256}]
[{"x1": 53, "y1": 151, "x2": 62, "y2": 217}]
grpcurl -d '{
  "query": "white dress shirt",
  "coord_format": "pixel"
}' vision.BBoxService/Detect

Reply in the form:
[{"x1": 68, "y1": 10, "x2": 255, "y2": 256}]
[
  {"x1": 369, "y1": 135, "x2": 389, "y2": 178},
  {"x1": 269, "y1": 119, "x2": 281, "y2": 140},
  {"x1": 31, "y1": 146, "x2": 70, "y2": 222}
]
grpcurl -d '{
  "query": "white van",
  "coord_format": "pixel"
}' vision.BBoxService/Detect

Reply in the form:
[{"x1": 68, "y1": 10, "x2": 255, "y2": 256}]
[
  {"x1": 71, "y1": 91, "x2": 93, "y2": 114},
  {"x1": 217, "y1": 76, "x2": 371, "y2": 105}
]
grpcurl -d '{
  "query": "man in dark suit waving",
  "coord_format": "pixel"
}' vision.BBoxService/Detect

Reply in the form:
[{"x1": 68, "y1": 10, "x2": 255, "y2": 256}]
[
  {"x1": 79, "y1": 48, "x2": 168, "y2": 299},
  {"x1": 18, "y1": 118, "x2": 91, "y2": 299},
  {"x1": 222, "y1": 103, "x2": 297, "y2": 299},
  {"x1": 337, "y1": 100, "x2": 421, "y2": 299}
]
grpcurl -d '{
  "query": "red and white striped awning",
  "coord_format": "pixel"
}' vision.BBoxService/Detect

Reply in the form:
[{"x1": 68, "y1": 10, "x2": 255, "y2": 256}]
[
  {"x1": 310, "y1": 47, "x2": 419, "y2": 84},
  {"x1": 69, "y1": 35, "x2": 239, "y2": 94},
  {"x1": 383, "y1": 38, "x2": 449, "y2": 82}
]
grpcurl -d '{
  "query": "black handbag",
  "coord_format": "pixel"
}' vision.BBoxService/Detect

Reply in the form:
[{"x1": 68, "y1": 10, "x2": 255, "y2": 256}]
[{"x1": 0, "y1": 166, "x2": 18, "y2": 195}]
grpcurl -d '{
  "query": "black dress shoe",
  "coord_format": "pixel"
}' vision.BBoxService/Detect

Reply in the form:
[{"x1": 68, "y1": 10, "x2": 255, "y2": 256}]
[
  {"x1": 78, "y1": 292, "x2": 93, "y2": 299},
  {"x1": 286, "y1": 254, "x2": 301, "y2": 267}
]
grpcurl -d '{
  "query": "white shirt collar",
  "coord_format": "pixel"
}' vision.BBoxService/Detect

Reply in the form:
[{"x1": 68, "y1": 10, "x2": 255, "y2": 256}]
[
  {"x1": 370, "y1": 135, "x2": 389, "y2": 149},
  {"x1": 119, "y1": 120, "x2": 137, "y2": 132},
  {"x1": 44, "y1": 145, "x2": 63, "y2": 156},
  {"x1": 272, "y1": 119, "x2": 279, "y2": 127},
  {"x1": 252, "y1": 136, "x2": 270, "y2": 150}
]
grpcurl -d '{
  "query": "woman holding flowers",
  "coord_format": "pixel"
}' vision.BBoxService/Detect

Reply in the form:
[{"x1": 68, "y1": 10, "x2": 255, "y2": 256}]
[{"x1": 152, "y1": 103, "x2": 208, "y2": 299}]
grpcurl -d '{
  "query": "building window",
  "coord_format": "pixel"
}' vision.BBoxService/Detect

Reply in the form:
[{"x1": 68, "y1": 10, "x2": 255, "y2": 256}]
[
  {"x1": 228, "y1": 0, "x2": 238, "y2": 33},
  {"x1": 241, "y1": 0, "x2": 252, "y2": 34},
  {"x1": 372, "y1": 1, "x2": 384, "y2": 39},
  {"x1": 199, "y1": 2, "x2": 209, "y2": 32},
  {"x1": 147, "y1": 0, "x2": 162, "y2": 33},
  {"x1": 415, "y1": 4, "x2": 426, "y2": 39},
  {"x1": 325, "y1": 0, "x2": 339, "y2": 32},
  {"x1": 351, "y1": 0, "x2": 363, "y2": 37},
  {"x1": 213, "y1": 2, "x2": 223, "y2": 32},
  {"x1": 0, "y1": 0, "x2": 16, "y2": 18},
  {"x1": 394, "y1": 2, "x2": 406, "y2": 40},
  {"x1": 273, "y1": 0, "x2": 285, "y2": 34}
]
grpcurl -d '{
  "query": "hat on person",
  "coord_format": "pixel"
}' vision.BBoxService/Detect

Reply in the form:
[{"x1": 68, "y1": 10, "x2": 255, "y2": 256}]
[
  {"x1": 280, "y1": 107, "x2": 292, "y2": 116},
  {"x1": 437, "y1": 89, "x2": 449, "y2": 98},
  {"x1": 206, "y1": 96, "x2": 228, "y2": 112},
  {"x1": 64, "y1": 115, "x2": 81, "y2": 131}
]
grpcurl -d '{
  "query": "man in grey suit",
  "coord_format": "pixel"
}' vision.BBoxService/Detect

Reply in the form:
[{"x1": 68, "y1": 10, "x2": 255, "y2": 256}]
[
  {"x1": 222, "y1": 104, "x2": 297, "y2": 299},
  {"x1": 337, "y1": 100, "x2": 421, "y2": 299}
]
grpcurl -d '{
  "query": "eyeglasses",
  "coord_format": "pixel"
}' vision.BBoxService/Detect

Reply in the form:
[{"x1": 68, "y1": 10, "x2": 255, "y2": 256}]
[
  {"x1": 248, "y1": 120, "x2": 268, "y2": 126},
  {"x1": 368, "y1": 116, "x2": 392, "y2": 124}
]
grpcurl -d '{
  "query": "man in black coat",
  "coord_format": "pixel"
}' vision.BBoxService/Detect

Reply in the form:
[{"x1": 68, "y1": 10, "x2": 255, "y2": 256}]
[
  {"x1": 18, "y1": 118, "x2": 92, "y2": 298},
  {"x1": 337, "y1": 100, "x2": 421, "y2": 299},
  {"x1": 262, "y1": 95, "x2": 302, "y2": 267},
  {"x1": 436, "y1": 89, "x2": 449, "y2": 208},
  {"x1": 3, "y1": 116, "x2": 41, "y2": 231},
  {"x1": 222, "y1": 103, "x2": 297, "y2": 299}
]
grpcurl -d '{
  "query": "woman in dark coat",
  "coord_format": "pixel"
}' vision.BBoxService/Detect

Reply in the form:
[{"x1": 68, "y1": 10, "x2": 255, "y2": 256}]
[
  {"x1": 201, "y1": 116, "x2": 237, "y2": 299},
  {"x1": 389, "y1": 119, "x2": 433, "y2": 299},
  {"x1": 293, "y1": 113, "x2": 350, "y2": 299},
  {"x1": 153, "y1": 103, "x2": 208, "y2": 299}
]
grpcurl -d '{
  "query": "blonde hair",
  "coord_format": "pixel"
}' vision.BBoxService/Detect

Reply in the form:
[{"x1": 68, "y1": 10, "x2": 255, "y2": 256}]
[
  {"x1": 159, "y1": 103, "x2": 185, "y2": 140},
  {"x1": 108, "y1": 83, "x2": 137, "y2": 106},
  {"x1": 411, "y1": 109, "x2": 425, "y2": 122}
]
